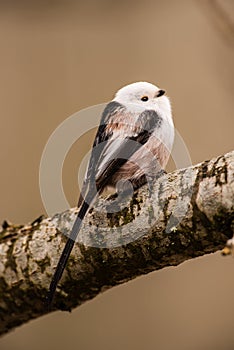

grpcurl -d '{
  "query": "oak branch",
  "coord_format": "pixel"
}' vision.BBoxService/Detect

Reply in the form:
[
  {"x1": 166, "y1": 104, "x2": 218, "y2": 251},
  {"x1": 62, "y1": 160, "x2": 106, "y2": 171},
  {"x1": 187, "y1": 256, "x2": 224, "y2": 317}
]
[{"x1": 0, "y1": 150, "x2": 234, "y2": 336}]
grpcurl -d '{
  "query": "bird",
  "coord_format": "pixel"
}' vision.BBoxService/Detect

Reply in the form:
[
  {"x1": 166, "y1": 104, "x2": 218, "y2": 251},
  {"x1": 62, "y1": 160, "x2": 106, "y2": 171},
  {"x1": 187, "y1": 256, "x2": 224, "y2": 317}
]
[{"x1": 46, "y1": 81, "x2": 174, "y2": 307}]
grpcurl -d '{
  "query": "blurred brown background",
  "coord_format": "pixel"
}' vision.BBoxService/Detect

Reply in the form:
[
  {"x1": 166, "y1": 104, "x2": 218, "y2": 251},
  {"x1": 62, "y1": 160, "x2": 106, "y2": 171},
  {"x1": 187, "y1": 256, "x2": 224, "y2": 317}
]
[{"x1": 0, "y1": 0, "x2": 234, "y2": 349}]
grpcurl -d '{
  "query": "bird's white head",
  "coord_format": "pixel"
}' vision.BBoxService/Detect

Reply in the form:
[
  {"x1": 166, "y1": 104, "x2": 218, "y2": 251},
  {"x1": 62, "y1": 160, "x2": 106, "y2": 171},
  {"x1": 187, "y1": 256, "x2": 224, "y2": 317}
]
[{"x1": 114, "y1": 81, "x2": 172, "y2": 119}]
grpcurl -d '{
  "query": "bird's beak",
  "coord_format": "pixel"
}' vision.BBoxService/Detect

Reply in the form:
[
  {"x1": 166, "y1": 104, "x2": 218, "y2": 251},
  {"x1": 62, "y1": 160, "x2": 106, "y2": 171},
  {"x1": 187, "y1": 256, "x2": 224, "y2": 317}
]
[{"x1": 156, "y1": 89, "x2": 165, "y2": 97}]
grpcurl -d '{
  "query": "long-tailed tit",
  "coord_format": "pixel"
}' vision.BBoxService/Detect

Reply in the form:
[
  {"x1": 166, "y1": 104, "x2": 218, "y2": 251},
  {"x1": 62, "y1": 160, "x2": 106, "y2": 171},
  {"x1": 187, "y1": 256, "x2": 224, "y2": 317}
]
[{"x1": 47, "y1": 81, "x2": 174, "y2": 306}]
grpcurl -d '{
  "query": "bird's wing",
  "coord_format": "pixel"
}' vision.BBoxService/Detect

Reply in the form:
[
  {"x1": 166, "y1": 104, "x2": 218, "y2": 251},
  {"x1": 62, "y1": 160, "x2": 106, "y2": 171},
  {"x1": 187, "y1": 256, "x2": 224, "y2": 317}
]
[
  {"x1": 78, "y1": 101, "x2": 123, "y2": 205},
  {"x1": 78, "y1": 101, "x2": 162, "y2": 204}
]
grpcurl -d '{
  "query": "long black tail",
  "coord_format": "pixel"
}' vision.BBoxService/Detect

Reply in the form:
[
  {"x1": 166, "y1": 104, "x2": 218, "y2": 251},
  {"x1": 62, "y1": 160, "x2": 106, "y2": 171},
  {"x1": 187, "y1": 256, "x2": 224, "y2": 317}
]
[{"x1": 46, "y1": 200, "x2": 90, "y2": 307}]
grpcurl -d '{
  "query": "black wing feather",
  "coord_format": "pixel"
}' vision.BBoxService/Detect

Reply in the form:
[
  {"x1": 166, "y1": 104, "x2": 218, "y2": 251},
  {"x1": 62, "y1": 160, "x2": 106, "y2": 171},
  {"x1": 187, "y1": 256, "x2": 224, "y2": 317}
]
[{"x1": 78, "y1": 101, "x2": 125, "y2": 205}]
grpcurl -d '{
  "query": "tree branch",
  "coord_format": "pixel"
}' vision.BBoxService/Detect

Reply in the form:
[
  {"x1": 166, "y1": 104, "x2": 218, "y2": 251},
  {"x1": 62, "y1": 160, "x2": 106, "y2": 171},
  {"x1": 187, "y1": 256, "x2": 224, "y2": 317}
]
[{"x1": 0, "y1": 150, "x2": 234, "y2": 336}]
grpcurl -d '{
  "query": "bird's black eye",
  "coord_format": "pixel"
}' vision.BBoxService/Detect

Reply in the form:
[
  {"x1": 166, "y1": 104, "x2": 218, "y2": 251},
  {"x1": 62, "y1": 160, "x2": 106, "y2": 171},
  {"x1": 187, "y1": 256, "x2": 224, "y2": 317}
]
[{"x1": 141, "y1": 96, "x2": 148, "y2": 102}]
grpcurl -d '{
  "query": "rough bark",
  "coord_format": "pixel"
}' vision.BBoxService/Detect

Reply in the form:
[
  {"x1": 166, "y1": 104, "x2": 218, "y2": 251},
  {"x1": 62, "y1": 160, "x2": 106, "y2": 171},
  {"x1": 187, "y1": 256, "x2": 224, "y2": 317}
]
[{"x1": 0, "y1": 150, "x2": 234, "y2": 336}]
